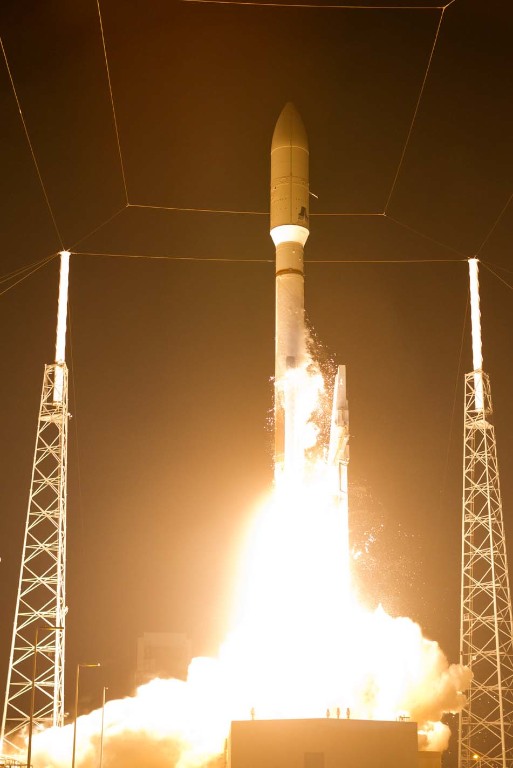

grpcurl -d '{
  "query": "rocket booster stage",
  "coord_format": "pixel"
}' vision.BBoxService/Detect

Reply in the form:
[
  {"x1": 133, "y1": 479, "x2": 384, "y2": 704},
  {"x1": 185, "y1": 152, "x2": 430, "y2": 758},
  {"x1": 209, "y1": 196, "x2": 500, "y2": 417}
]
[{"x1": 270, "y1": 103, "x2": 310, "y2": 476}]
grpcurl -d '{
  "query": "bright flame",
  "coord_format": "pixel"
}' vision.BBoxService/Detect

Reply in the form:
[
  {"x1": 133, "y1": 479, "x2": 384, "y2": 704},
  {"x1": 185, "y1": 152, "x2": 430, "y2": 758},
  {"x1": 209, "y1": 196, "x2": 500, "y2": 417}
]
[
  {"x1": 19, "y1": 334, "x2": 470, "y2": 768},
  {"x1": 276, "y1": 351, "x2": 325, "y2": 485}
]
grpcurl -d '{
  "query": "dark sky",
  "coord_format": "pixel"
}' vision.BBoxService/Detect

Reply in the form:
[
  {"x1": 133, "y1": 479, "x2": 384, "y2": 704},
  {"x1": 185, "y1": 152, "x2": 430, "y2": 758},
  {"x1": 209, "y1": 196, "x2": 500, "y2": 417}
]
[{"x1": 1, "y1": 0, "x2": 513, "y2": 731}]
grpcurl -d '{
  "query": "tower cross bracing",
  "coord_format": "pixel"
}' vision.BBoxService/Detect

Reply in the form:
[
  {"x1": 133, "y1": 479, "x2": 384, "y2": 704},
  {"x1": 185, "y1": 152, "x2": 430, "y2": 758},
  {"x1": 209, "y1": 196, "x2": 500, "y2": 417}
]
[
  {"x1": 2, "y1": 252, "x2": 70, "y2": 755},
  {"x1": 1, "y1": 364, "x2": 68, "y2": 751},
  {"x1": 459, "y1": 259, "x2": 513, "y2": 768}
]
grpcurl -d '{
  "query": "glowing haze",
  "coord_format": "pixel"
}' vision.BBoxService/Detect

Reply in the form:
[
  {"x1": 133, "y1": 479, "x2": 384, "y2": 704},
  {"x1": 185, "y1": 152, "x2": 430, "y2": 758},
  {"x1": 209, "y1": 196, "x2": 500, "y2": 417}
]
[{"x1": 25, "y1": 335, "x2": 470, "y2": 767}]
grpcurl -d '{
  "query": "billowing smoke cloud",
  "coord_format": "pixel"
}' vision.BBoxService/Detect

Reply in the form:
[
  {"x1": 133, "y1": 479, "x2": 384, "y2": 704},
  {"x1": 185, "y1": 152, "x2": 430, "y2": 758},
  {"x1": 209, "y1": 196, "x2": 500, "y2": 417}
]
[
  {"x1": 23, "y1": 337, "x2": 471, "y2": 766},
  {"x1": 32, "y1": 669, "x2": 228, "y2": 768},
  {"x1": 30, "y1": 605, "x2": 470, "y2": 768}
]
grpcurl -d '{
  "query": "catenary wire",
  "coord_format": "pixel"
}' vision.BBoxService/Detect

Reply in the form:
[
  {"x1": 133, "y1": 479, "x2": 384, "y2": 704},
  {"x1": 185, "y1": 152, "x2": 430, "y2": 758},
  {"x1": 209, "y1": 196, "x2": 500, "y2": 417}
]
[
  {"x1": 480, "y1": 260, "x2": 513, "y2": 292},
  {"x1": 70, "y1": 205, "x2": 128, "y2": 250},
  {"x1": 0, "y1": 253, "x2": 59, "y2": 298},
  {"x1": 385, "y1": 214, "x2": 468, "y2": 257},
  {"x1": 120, "y1": 205, "x2": 470, "y2": 260},
  {"x1": 0, "y1": 254, "x2": 57, "y2": 285},
  {"x1": 93, "y1": 2, "x2": 449, "y2": 230},
  {"x1": 480, "y1": 262, "x2": 513, "y2": 277},
  {"x1": 74, "y1": 251, "x2": 274, "y2": 262},
  {"x1": 128, "y1": 203, "x2": 268, "y2": 215},
  {"x1": 72, "y1": 250, "x2": 464, "y2": 263},
  {"x1": 383, "y1": 7, "x2": 445, "y2": 212},
  {"x1": 0, "y1": 38, "x2": 64, "y2": 251},
  {"x1": 128, "y1": 203, "x2": 383, "y2": 216},
  {"x1": 127, "y1": 206, "x2": 466, "y2": 259},
  {"x1": 308, "y1": 257, "x2": 464, "y2": 262},
  {"x1": 0, "y1": 0, "x2": 463, "y2": 270},
  {"x1": 96, "y1": 0, "x2": 129, "y2": 203},
  {"x1": 475, "y1": 191, "x2": 513, "y2": 256},
  {"x1": 2, "y1": 0, "x2": 451, "y2": 246},
  {"x1": 180, "y1": 0, "x2": 444, "y2": 8},
  {"x1": 311, "y1": 212, "x2": 383, "y2": 217}
]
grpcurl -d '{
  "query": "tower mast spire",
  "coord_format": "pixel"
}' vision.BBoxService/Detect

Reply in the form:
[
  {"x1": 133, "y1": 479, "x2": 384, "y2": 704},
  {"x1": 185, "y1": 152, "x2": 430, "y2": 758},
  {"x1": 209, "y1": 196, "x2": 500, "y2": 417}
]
[
  {"x1": 53, "y1": 249, "x2": 69, "y2": 401},
  {"x1": 459, "y1": 258, "x2": 513, "y2": 768},
  {"x1": 2, "y1": 251, "x2": 70, "y2": 753}
]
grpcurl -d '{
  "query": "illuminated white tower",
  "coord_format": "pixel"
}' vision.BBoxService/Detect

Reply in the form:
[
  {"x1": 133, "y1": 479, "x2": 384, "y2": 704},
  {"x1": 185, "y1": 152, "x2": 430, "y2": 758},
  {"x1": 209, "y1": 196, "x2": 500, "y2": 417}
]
[
  {"x1": 459, "y1": 258, "x2": 513, "y2": 768},
  {"x1": 1, "y1": 252, "x2": 70, "y2": 753}
]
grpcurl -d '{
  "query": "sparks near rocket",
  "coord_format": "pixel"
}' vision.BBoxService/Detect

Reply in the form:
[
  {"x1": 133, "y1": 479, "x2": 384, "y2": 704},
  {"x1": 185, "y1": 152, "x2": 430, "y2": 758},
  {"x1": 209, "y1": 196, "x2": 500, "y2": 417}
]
[
  {"x1": 270, "y1": 103, "x2": 310, "y2": 476},
  {"x1": 270, "y1": 103, "x2": 349, "y2": 498}
]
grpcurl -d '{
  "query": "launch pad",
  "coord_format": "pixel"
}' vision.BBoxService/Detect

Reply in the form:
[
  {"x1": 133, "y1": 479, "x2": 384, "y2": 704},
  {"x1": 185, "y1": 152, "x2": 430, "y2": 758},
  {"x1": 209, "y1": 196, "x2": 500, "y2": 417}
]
[{"x1": 228, "y1": 718, "x2": 438, "y2": 768}]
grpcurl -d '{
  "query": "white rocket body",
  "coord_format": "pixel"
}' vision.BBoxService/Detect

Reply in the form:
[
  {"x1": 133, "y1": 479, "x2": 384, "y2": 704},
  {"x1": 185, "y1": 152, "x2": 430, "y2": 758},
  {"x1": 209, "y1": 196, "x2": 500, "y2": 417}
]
[{"x1": 270, "y1": 103, "x2": 310, "y2": 476}]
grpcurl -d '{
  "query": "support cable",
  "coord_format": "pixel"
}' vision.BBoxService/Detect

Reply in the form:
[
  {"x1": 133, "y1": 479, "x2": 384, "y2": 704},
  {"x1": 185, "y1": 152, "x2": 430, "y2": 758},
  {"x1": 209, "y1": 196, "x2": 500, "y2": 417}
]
[
  {"x1": 0, "y1": 253, "x2": 57, "y2": 284},
  {"x1": 312, "y1": 211, "x2": 383, "y2": 217},
  {"x1": 383, "y1": 7, "x2": 445, "y2": 212},
  {"x1": 480, "y1": 260, "x2": 513, "y2": 292},
  {"x1": 93, "y1": 0, "x2": 452, "y2": 234},
  {"x1": 0, "y1": 253, "x2": 59, "y2": 298},
  {"x1": 120, "y1": 205, "x2": 472, "y2": 262},
  {"x1": 128, "y1": 203, "x2": 267, "y2": 216},
  {"x1": 72, "y1": 249, "x2": 465, "y2": 263},
  {"x1": 0, "y1": 38, "x2": 64, "y2": 251},
  {"x1": 128, "y1": 206, "x2": 465, "y2": 260},
  {"x1": 69, "y1": 205, "x2": 128, "y2": 250},
  {"x1": 476, "y1": 192, "x2": 513, "y2": 256},
  {"x1": 385, "y1": 214, "x2": 468, "y2": 257},
  {"x1": 96, "y1": 0, "x2": 129, "y2": 203},
  {"x1": 308, "y1": 257, "x2": 464, "y2": 263},
  {"x1": 0, "y1": 249, "x2": 472, "y2": 312},
  {"x1": 180, "y1": 0, "x2": 446, "y2": 8},
  {"x1": 480, "y1": 262, "x2": 513, "y2": 277},
  {"x1": 74, "y1": 251, "x2": 274, "y2": 262},
  {"x1": 127, "y1": 203, "x2": 383, "y2": 216}
]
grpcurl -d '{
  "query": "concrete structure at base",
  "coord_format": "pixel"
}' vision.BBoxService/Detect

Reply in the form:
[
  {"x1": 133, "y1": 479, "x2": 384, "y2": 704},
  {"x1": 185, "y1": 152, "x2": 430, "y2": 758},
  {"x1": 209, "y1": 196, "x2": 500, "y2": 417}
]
[{"x1": 228, "y1": 719, "x2": 441, "y2": 768}]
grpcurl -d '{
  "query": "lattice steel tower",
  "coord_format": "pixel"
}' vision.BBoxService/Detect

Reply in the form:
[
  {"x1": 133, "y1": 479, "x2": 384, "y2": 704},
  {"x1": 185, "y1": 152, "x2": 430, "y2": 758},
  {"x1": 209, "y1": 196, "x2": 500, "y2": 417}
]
[
  {"x1": 1, "y1": 252, "x2": 70, "y2": 754},
  {"x1": 459, "y1": 258, "x2": 513, "y2": 768}
]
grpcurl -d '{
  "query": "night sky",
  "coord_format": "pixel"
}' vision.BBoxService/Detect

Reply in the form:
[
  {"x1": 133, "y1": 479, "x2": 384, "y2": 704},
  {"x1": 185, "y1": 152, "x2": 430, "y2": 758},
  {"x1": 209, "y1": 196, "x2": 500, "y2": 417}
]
[{"x1": 1, "y1": 0, "x2": 513, "y2": 740}]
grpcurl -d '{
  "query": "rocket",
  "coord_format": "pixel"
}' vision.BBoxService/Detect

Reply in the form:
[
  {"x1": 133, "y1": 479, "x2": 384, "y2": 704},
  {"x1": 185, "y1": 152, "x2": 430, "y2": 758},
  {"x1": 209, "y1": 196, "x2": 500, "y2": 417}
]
[{"x1": 270, "y1": 103, "x2": 310, "y2": 477}]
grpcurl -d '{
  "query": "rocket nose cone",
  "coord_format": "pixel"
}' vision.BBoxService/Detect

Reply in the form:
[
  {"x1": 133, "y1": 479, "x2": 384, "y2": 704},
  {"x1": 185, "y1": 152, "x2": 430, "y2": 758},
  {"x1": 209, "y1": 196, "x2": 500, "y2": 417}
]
[{"x1": 271, "y1": 102, "x2": 308, "y2": 153}]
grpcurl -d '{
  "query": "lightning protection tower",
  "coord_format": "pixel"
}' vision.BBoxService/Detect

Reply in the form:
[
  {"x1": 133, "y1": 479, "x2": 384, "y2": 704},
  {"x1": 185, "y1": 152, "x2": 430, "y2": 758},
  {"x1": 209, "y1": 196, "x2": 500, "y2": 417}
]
[
  {"x1": 459, "y1": 258, "x2": 513, "y2": 768},
  {"x1": 1, "y1": 252, "x2": 70, "y2": 754}
]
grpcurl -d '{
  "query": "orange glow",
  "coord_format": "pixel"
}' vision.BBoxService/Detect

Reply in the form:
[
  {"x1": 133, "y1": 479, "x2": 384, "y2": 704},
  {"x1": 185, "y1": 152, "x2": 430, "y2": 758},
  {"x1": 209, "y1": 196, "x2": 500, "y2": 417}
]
[{"x1": 21, "y1": 344, "x2": 471, "y2": 767}]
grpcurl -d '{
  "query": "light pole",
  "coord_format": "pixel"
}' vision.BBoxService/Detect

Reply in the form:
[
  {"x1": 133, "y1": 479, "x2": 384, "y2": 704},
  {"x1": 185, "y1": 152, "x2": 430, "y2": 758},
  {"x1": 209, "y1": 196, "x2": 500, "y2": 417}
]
[
  {"x1": 71, "y1": 663, "x2": 100, "y2": 768},
  {"x1": 99, "y1": 686, "x2": 108, "y2": 768},
  {"x1": 27, "y1": 625, "x2": 63, "y2": 768}
]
